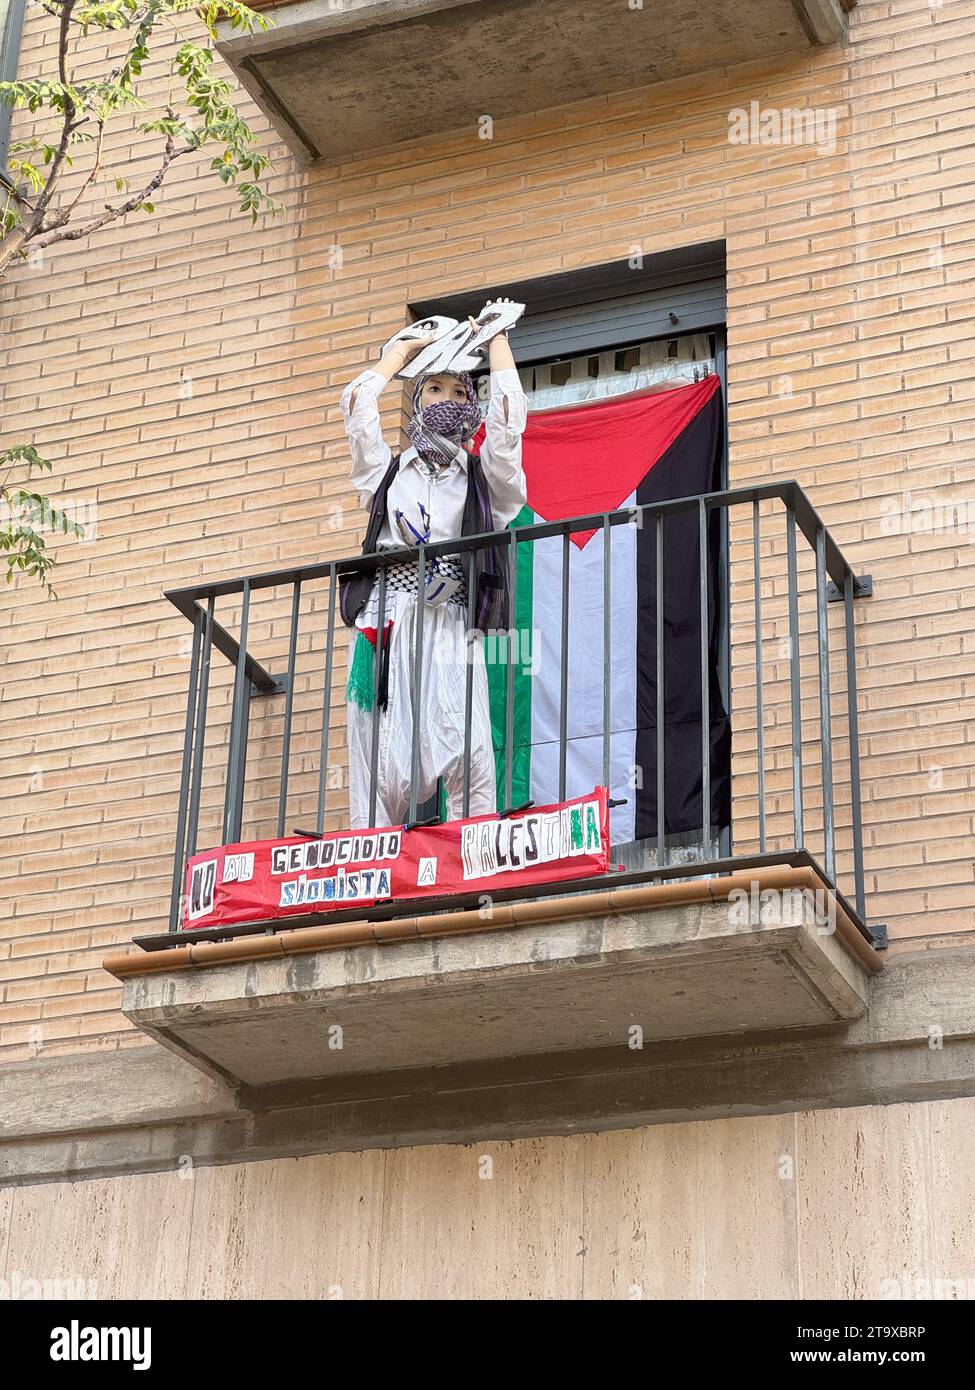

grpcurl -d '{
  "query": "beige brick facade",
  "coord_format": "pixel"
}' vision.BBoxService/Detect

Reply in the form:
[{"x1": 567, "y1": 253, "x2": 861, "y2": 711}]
[{"x1": 2, "y1": 0, "x2": 974, "y2": 1063}]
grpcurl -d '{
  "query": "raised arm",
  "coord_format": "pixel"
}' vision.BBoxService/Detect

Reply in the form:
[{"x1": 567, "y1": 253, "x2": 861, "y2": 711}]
[
  {"x1": 342, "y1": 333, "x2": 434, "y2": 503},
  {"x1": 477, "y1": 311, "x2": 528, "y2": 528}
]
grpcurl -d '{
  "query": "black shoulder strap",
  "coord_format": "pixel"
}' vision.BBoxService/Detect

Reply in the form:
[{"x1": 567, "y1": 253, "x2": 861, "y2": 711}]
[
  {"x1": 361, "y1": 454, "x2": 401, "y2": 555},
  {"x1": 462, "y1": 451, "x2": 485, "y2": 533}
]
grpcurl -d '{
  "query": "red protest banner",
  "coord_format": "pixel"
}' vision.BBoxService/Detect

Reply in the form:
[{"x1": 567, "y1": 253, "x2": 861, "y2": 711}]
[{"x1": 183, "y1": 788, "x2": 610, "y2": 930}]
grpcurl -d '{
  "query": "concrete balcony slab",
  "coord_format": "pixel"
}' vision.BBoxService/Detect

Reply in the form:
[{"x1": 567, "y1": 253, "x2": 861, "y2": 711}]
[
  {"x1": 218, "y1": 0, "x2": 856, "y2": 162},
  {"x1": 109, "y1": 870, "x2": 878, "y2": 1092}
]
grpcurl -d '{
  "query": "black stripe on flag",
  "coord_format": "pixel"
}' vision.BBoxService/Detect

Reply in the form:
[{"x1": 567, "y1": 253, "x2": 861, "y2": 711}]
[{"x1": 634, "y1": 387, "x2": 732, "y2": 839}]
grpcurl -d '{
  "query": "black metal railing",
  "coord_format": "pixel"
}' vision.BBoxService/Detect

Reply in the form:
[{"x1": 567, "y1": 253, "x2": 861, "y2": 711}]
[{"x1": 157, "y1": 481, "x2": 875, "y2": 944}]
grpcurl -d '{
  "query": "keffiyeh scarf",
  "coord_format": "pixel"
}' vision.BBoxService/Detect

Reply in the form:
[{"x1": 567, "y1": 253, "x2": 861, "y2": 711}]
[{"x1": 407, "y1": 372, "x2": 482, "y2": 470}]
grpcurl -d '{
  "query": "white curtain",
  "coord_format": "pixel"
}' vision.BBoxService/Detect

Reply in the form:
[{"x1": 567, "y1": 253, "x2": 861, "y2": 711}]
[{"x1": 514, "y1": 333, "x2": 714, "y2": 412}]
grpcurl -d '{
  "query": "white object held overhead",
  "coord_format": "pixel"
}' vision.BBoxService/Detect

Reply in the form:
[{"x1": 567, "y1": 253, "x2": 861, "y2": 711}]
[{"x1": 380, "y1": 300, "x2": 526, "y2": 379}]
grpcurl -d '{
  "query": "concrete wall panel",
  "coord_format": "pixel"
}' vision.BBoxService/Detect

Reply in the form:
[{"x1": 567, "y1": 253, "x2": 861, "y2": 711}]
[
  {"x1": 3, "y1": 1098, "x2": 973, "y2": 1300},
  {"x1": 581, "y1": 1115, "x2": 799, "y2": 1299},
  {"x1": 797, "y1": 1098, "x2": 975, "y2": 1299},
  {"x1": 4, "y1": 1170, "x2": 196, "y2": 1300},
  {"x1": 378, "y1": 1137, "x2": 585, "y2": 1299},
  {"x1": 0, "y1": 1186, "x2": 13, "y2": 1285},
  {"x1": 184, "y1": 1150, "x2": 386, "y2": 1299}
]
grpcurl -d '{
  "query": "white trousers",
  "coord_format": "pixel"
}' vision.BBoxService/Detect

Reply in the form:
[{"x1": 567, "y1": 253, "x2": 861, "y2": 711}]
[{"x1": 347, "y1": 598, "x2": 496, "y2": 829}]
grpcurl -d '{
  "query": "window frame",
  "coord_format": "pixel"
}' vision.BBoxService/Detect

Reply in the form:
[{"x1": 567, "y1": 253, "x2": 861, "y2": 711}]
[
  {"x1": 411, "y1": 244, "x2": 733, "y2": 853},
  {"x1": 0, "y1": 0, "x2": 28, "y2": 178}
]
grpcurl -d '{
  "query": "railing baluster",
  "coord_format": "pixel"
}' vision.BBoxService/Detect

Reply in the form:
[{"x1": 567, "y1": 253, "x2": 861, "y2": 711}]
[
  {"x1": 408, "y1": 545, "x2": 426, "y2": 824},
  {"x1": 186, "y1": 595, "x2": 214, "y2": 861},
  {"x1": 786, "y1": 509, "x2": 804, "y2": 849},
  {"x1": 316, "y1": 565, "x2": 337, "y2": 835},
  {"x1": 602, "y1": 514, "x2": 612, "y2": 793},
  {"x1": 277, "y1": 579, "x2": 301, "y2": 838},
  {"x1": 222, "y1": 578, "x2": 251, "y2": 844},
  {"x1": 504, "y1": 530, "x2": 519, "y2": 811},
  {"x1": 844, "y1": 572, "x2": 867, "y2": 921},
  {"x1": 169, "y1": 606, "x2": 202, "y2": 930},
  {"x1": 157, "y1": 487, "x2": 868, "y2": 916},
  {"x1": 462, "y1": 554, "x2": 476, "y2": 818},
  {"x1": 656, "y1": 512, "x2": 665, "y2": 868},
  {"x1": 753, "y1": 501, "x2": 766, "y2": 853},
  {"x1": 699, "y1": 499, "x2": 710, "y2": 857},
  {"x1": 368, "y1": 565, "x2": 387, "y2": 829},
  {"x1": 816, "y1": 527, "x2": 836, "y2": 884},
  {"x1": 558, "y1": 528, "x2": 570, "y2": 802}
]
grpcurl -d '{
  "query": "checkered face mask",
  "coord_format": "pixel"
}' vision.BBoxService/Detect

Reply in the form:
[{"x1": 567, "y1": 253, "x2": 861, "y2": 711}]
[{"x1": 408, "y1": 372, "x2": 482, "y2": 468}]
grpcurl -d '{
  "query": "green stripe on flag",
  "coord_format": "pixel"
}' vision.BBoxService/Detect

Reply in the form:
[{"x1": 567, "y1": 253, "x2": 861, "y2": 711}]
[{"x1": 488, "y1": 505, "x2": 534, "y2": 810}]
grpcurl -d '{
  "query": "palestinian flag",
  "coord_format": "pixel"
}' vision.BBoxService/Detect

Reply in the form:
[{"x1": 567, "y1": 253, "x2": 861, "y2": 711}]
[{"x1": 481, "y1": 374, "x2": 731, "y2": 847}]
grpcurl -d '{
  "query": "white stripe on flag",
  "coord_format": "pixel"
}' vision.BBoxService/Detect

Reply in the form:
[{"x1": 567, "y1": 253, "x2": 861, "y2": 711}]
[{"x1": 529, "y1": 499, "x2": 637, "y2": 845}]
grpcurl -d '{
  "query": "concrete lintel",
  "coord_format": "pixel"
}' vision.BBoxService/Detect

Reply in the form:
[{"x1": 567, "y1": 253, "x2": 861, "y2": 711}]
[
  {"x1": 0, "y1": 1047, "x2": 239, "y2": 1143},
  {"x1": 2, "y1": 1021, "x2": 974, "y2": 1188}
]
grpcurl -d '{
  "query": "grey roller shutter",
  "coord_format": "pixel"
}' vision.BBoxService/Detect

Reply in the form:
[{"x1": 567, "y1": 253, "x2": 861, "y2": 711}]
[{"x1": 411, "y1": 239, "x2": 726, "y2": 366}]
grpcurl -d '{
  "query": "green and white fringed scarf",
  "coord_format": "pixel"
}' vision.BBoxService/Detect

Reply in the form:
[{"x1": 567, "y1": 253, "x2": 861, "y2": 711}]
[{"x1": 347, "y1": 622, "x2": 393, "y2": 713}]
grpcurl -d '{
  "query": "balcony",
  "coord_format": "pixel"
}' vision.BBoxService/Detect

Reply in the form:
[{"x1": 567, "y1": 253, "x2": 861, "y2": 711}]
[
  {"x1": 217, "y1": 0, "x2": 858, "y2": 163},
  {"x1": 104, "y1": 482, "x2": 883, "y2": 1101}
]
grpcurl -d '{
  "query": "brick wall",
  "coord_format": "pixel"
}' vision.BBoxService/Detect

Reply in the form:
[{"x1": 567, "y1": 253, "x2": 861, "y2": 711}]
[{"x1": 1, "y1": 0, "x2": 973, "y2": 1061}]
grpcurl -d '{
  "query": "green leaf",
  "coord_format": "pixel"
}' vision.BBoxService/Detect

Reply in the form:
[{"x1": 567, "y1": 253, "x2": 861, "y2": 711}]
[
  {"x1": 1, "y1": 0, "x2": 281, "y2": 295},
  {"x1": 0, "y1": 462, "x2": 84, "y2": 596},
  {"x1": 0, "y1": 445, "x2": 52, "y2": 476}
]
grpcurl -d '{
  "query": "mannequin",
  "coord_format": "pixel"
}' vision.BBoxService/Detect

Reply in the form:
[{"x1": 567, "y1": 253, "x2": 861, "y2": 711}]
[{"x1": 341, "y1": 300, "x2": 528, "y2": 829}]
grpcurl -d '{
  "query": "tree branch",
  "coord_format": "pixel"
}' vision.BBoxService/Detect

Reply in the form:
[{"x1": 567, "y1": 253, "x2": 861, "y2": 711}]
[
  {"x1": 30, "y1": 134, "x2": 192, "y2": 249},
  {"x1": 36, "y1": 2, "x2": 161, "y2": 236},
  {"x1": 0, "y1": 0, "x2": 276, "y2": 278},
  {"x1": 44, "y1": 117, "x2": 105, "y2": 230},
  {"x1": 37, "y1": 0, "x2": 85, "y2": 26},
  {"x1": 23, "y1": 0, "x2": 80, "y2": 236},
  {"x1": 1, "y1": 175, "x2": 37, "y2": 212}
]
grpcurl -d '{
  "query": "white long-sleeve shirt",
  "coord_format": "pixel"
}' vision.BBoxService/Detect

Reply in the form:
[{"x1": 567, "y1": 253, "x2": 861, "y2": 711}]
[{"x1": 341, "y1": 367, "x2": 528, "y2": 549}]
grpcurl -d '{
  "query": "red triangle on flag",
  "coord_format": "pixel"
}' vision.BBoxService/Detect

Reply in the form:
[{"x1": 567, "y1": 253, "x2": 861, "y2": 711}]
[{"x1": 475, "y1": 373, "x2": 720, "y2": 548}]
